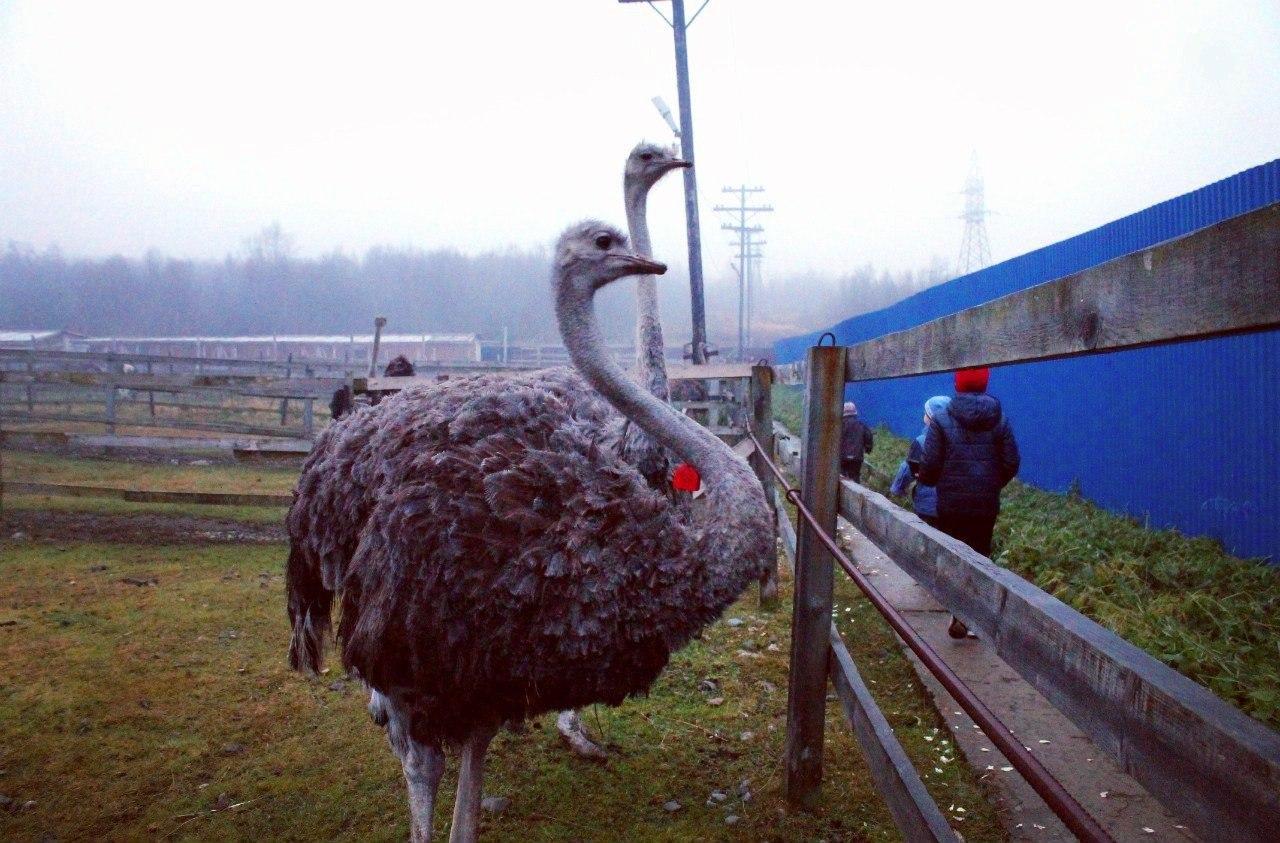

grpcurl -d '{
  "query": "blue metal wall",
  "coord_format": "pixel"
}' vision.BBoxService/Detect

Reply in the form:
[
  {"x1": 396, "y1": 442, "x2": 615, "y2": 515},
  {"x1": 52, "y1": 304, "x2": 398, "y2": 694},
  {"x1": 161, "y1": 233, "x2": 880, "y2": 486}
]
[{"x1": 775, "y1": 159, "x2": 1280, "y2": 561}]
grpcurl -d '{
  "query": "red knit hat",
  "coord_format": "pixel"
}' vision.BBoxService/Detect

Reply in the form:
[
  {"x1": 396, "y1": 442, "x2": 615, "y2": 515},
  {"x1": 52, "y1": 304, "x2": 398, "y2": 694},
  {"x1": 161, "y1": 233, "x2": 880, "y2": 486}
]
[{"x1": 955, "y1": 367, "x2": 990, "y2": 393}]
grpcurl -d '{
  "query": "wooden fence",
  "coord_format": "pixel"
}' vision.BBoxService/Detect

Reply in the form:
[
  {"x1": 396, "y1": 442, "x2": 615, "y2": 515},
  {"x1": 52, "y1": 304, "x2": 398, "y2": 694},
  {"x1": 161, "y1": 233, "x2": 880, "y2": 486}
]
[
  {"x1": 777, "y1": 203, "x2": 1280, "y2": 841},
  {"x1": 0, "y1": 348, "x2": 557, "y2": 443}
]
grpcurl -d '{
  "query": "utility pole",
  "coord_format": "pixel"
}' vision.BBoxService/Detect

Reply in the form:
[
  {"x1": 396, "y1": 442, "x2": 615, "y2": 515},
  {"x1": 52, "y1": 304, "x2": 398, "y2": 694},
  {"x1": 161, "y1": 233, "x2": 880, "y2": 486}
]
[
  {"x1": 622, "y1": 0, "x2": 713, "y2": 363},
  {"x1": 715, "y1": 185, "x2": 772, "y2": 360}
]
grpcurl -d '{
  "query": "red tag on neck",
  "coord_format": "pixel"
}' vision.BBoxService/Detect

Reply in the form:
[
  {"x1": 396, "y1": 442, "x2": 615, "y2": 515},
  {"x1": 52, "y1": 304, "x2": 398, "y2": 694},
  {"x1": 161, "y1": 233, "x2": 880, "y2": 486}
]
[{"x1": 672, "y1": 462, "x2": 701, "y2": 492}]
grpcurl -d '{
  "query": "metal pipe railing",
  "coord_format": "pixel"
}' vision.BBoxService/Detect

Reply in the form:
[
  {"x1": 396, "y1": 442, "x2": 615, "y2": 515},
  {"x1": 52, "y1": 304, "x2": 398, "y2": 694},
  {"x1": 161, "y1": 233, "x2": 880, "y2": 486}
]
[{"x1": 747, "y1": 428, "x2": 1113, "y2": 843}]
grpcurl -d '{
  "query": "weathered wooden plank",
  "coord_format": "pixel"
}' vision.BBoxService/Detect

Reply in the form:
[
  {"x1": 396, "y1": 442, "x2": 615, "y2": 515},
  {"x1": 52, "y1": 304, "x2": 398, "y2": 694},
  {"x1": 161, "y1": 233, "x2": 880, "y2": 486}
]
[
  {"x1": 838, "y1": 479, "x2": 1280, "y2": 842},
  {"x1": 845, "y1": 203, "x2": 1280, "y2": 382},
  {"x1": 0, "y1": 410, "x2": 309, "y2": 439},
  {"x1": 0, "y1": 347, "x2": 355, "y2": 372},
  {"x1": 829, "y1": 624, "x2": 955, "y2": 842},
  {"x1": 750, "y1": 365, "x2": 779, "y2": 609},
  {"x1": 2, "y1": 370, "x2": 340, "y2": 397},
  {"x1": 784, "y1": 345, "x2": 846, "y2": 809},
  {"x1": 666, "y1": 363, "x2": 755, "y2": 380},
  {"x1": 3, "y1": 480, "x2": 291, "y2": 507}
]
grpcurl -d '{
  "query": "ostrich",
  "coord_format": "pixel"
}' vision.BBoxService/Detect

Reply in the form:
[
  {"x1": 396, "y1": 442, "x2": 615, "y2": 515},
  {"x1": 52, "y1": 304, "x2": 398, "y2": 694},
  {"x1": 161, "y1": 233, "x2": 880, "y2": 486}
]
[
  {"x1": 618, "y1": 142, "x2": 689, "y2": 482},
  {"x1": 286, "y1": 222, "x2": 773, "y2": 841},
  {"x1": 556, "y1": 142, "x2": 690, "y2": 758}
]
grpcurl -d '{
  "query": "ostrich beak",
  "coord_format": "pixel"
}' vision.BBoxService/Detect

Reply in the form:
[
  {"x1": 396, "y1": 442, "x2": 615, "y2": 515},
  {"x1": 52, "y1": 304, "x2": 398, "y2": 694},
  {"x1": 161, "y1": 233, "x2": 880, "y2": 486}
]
[
  {"x1": 612, "y1": 253, "x2": 667, "y2": 276},
  {"x1": 666, "y1": 159, "x2": 692, "y2": 170}
]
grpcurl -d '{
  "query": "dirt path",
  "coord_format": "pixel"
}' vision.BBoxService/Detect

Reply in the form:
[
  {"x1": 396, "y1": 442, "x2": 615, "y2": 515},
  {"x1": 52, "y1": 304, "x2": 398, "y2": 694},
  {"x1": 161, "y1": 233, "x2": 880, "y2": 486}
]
[{"x1": 2, "y1": 509, "x2": 286, "y2": 544}]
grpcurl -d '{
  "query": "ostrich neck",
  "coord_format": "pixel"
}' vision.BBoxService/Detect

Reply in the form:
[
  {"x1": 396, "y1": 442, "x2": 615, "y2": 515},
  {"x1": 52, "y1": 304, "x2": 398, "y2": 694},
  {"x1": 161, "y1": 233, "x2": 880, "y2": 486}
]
[
  {"x1": 558, "y1": 283, "x2": 742, "y2": 491},
  {"x1": 624, "y1": 181, "x2": 668, "y2": 401}
]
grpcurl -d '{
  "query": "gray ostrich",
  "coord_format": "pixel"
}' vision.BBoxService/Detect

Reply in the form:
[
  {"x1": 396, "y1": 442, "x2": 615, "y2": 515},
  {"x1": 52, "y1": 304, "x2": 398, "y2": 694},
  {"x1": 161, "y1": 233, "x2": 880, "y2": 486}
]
[
  {"x1": 619, "y1": 142, "x2": 689, "y2": 480},
  {"x1": 285, "y1": 222, "x2": 772, "y2": 841},
  {"x1": 557, "y1": 142, "x2": 689, "y2": 758}
]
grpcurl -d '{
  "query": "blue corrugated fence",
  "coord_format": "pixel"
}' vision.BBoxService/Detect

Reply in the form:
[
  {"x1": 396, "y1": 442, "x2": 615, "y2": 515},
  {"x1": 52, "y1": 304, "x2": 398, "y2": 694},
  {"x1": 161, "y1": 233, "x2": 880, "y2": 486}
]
[{"x1": 774, "y1": 159, "x2": 1280, "y2": 561}]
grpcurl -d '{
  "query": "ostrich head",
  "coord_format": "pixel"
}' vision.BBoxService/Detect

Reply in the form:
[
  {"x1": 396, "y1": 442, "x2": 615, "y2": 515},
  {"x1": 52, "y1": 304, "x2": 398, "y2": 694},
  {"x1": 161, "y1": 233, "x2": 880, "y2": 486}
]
[
  {"x1": 555, "y1": 221, "x2": 666, "y2": 296},
  {"x1": 625, "y1": 142, "x2": 690, "y2": 191}
]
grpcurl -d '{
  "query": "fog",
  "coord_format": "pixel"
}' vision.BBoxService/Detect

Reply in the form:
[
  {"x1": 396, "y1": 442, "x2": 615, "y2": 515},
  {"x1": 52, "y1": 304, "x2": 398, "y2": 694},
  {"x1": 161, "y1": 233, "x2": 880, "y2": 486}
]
[{"x1": 2, "y1": 1, "x2": 1278, "y2": 344}]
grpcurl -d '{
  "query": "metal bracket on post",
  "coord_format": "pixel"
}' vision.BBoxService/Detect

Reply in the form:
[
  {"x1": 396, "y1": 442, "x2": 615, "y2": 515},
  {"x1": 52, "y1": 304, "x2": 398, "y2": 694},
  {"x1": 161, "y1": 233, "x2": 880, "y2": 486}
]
[{"x1": 784, "y1": 343, "x2": 846, "y2": 809}]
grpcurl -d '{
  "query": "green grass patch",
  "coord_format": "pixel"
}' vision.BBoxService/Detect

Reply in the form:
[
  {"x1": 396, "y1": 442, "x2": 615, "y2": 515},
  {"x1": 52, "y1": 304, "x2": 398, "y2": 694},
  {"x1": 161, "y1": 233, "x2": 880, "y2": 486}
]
[
  {"x1": 773, "y1": 383, "x2": 1280, "y2": 729},
  {"x1": 2, "y1": 449, "x2": 299, "y2": 495},
  {"x1": 0, "y1": 534, "x2": 1004, "y2": 840}
]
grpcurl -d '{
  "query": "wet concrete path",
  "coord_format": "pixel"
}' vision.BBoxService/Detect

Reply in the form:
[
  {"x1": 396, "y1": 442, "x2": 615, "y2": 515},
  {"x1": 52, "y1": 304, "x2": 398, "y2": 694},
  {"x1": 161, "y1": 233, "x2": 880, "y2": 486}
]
[{"x1": 835, "y1": 520, "x2": 1196, "y2": 842}]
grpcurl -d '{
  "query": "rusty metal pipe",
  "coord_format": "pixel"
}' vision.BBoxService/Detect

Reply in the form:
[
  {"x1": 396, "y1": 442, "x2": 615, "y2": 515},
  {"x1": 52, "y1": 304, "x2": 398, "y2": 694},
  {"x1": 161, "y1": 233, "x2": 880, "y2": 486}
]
[{"x1": 747, "y1": 429, "x2": 1113, "y2": 843}]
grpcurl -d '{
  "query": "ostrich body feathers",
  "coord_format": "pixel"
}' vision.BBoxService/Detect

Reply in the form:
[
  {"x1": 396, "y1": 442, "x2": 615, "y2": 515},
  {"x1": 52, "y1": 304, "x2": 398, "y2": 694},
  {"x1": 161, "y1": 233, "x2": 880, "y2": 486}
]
[{"x1": 286, "y1": 367, "x2": 772, "y2": 745}]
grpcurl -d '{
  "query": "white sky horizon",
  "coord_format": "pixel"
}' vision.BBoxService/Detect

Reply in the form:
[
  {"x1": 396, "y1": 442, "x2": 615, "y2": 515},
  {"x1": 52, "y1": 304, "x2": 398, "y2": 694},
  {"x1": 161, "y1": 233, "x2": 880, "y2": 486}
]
[{"x1": 2, "y1": 1, "x2": 1278, "y2": 285}]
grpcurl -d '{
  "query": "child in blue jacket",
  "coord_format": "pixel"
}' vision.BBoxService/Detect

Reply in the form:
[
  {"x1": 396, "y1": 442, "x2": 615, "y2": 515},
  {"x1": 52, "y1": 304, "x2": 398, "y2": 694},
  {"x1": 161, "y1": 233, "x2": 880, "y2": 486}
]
[{"x1": 889, "y1": 396, "x2": 950, "y2": 525}]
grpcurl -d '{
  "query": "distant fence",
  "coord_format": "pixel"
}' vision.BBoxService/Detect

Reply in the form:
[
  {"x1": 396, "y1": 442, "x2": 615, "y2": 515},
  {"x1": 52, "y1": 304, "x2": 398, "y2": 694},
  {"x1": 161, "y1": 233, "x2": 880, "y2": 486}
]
[
  {"x1": 0, "y1": 348, "x2": 552, "y2": 442},
  {"x1": 776, "y1": 159, "x2": 1280, "y2": 561},
  {"x1": 775, "y1": 199, "x2": 1280, "y2": 841}
]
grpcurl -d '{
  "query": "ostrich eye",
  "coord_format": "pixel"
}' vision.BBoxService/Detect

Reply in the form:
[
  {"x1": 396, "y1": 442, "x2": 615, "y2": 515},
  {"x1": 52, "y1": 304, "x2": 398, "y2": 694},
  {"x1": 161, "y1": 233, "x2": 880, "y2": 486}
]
[
  {"x1": 594, "y1": 234, "x2": 612, "y2": 250},
  {"x1": 639, "y1": 152, "x2": 654, "y2": 161}
]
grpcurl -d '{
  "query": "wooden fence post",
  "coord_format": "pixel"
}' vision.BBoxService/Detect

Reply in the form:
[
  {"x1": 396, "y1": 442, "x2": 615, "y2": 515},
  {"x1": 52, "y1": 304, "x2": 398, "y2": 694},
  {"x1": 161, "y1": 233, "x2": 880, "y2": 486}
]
[
  {"x1": 105, "y1": 383, "x2": 117, "y2": 435},
  {"x1": 280, "y1": 353, "x2": 294, "y2": 425},
  {"x1": 25, "y1": 348, "x2": 34, "y2": 412},
  {"x1": 146, "y1": 361, "x2": 156, "y2": 417},
  {"x1": 784, "y1": 344, "x2": 846, "y2": 809},
  {"x1": 750, "y1": 364, "x2": 779, "y2": 609},
  {"x1": 302, "y1": 397, "x2": 314, "y2": 439}
]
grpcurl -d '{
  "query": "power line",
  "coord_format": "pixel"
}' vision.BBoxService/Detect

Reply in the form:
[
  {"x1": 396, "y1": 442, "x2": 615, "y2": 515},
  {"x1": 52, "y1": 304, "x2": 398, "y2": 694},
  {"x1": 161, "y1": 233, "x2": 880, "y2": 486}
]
[{"x1": 714, "y1": 185, "x2": 772, "y2": 360}]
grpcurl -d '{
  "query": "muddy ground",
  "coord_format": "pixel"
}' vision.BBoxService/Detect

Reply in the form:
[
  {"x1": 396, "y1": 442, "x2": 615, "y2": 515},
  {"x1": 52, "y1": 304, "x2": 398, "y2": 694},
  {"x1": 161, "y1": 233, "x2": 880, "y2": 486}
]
[{"x1": 2, "y1": 509, "x2": 287, "y2": 544}]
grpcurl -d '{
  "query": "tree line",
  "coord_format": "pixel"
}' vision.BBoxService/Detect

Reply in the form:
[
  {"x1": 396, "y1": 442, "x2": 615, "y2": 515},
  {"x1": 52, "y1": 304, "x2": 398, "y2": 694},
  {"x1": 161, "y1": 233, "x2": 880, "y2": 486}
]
[{"x1": 1, "y1": 226, "x2": 949, "y2": 348}]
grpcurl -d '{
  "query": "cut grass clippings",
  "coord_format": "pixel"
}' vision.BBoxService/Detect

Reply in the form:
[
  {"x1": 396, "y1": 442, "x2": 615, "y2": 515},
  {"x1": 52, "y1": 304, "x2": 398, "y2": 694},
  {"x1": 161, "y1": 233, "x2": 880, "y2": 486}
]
[{"x1": 773, "y1": 383, "x2": 1280, "y2": 730}]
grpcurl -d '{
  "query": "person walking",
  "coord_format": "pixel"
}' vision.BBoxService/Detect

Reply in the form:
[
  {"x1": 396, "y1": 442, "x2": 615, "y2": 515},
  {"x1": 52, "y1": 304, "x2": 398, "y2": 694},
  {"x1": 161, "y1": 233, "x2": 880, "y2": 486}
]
[
  {"x1": 918, "y1": 367, "x2": 1019, "y2": 638},
  {"x1": 889, "y1": 396, "x2": 950, "y2": 525},
  {"x1": 840, "y1": 401, "x2": 874, "y2": 482}
]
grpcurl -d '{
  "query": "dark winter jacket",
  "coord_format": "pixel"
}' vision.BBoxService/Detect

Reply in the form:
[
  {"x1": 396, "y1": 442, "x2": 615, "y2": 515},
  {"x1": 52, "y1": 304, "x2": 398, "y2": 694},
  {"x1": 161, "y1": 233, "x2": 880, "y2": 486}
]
[
  {"x1": 840, "y1": 415, "x2": 874, "y2": 463},
  {"x1": 918, "y1": 393, "x2": 1019, "y2": 519}
]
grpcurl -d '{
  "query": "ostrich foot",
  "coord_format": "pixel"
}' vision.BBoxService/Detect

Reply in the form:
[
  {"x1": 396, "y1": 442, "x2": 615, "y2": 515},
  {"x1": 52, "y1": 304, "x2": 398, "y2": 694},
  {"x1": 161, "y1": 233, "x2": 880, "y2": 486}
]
[{"x1": 556, "y1": 709, "x2": 608, "y2": 762}]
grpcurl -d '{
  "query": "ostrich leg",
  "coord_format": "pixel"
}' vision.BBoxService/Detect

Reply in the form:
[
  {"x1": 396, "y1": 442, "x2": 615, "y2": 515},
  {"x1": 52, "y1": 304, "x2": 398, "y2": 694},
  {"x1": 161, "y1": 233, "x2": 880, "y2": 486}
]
[
  {"x1": 375, "y1": 691, "x2": 446, "y2": 842},
  {"x1": 447, "y1": 724, "x2": 498, "y2": 843}
]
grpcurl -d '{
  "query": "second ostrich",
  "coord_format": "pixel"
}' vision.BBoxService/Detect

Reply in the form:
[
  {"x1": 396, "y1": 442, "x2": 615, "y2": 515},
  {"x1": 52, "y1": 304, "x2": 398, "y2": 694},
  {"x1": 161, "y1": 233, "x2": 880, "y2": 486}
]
[{"x1": 286, "y1": 223, "x2": 773, "y2": 841}]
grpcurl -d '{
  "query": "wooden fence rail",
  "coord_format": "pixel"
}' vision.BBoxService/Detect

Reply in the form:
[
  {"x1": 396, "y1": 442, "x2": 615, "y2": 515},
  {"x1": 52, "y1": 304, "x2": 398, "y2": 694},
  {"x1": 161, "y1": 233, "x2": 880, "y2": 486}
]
[{"x1": 776, "y1": 204, "x2": 1280, "y2": 840}]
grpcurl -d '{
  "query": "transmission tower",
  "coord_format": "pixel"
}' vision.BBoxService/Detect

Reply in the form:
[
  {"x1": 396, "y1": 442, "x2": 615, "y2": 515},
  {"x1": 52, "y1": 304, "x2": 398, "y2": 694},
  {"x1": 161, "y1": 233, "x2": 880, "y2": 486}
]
[
  {"x1": 714, "y1": 186, "x2": 772, "y2": 360},
  {"x1": 957, "y1": 154, "x2": 992, "y2": 274}
]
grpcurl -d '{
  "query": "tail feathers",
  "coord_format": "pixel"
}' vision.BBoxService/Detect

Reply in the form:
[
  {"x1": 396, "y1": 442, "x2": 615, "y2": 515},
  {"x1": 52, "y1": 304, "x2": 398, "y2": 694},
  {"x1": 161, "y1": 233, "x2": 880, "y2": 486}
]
[{"x1": 286, "y1": 545, "x2": 334, "y2": 674}]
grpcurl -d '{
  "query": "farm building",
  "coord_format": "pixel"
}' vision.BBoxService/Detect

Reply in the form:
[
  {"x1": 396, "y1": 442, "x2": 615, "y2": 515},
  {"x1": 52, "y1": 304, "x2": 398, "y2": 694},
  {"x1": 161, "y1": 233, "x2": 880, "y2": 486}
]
[
  {"x1": 776, "y1": 158, "x2": 1280, "y2": 561},
  {"x1": 81, "y1": 333, "x2": 481, "y2": 364},
  {"x1": 0, "y1": 329, "x2": 86, "y2": 350}
]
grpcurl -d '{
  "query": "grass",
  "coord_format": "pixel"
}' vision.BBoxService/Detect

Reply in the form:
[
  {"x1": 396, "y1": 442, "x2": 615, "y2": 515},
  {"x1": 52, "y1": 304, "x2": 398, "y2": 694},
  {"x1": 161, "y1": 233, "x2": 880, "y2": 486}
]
[
  {"x1": 0, "y1": 534, "x2": 1005, "y2": 841},
  {"x1": 1, "y1": 448, "x2": 1007, "y2": 841},
  {"x1": 773, "y1": 384, "x2": 1280, "y2": 730},
  {"x1": 2, "y1": 448, "x2": 299, "y2": 495}
]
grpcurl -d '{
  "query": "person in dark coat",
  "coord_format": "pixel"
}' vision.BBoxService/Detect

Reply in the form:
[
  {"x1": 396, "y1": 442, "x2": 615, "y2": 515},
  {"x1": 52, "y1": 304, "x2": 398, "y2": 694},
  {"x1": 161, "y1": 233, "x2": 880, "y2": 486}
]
[
  {"x1": 840, "y1": 401, "x2": 874, "y2": 481},
  {"x1": 918, "y1": 367, "x2": 1019, "y2": 637}
]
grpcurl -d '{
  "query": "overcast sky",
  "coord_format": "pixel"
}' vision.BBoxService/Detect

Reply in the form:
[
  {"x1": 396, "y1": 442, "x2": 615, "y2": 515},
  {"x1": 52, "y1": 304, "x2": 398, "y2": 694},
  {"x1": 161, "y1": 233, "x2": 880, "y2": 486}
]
[{"x1": 2, "y1": 1, "x2": 1278, "y2": 283}]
